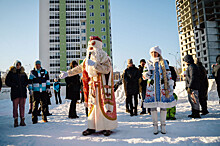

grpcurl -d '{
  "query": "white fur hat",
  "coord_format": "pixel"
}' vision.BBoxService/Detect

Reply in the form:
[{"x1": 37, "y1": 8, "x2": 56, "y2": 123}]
[{"x1": 149, "y1": 46, "x2": 161, "y2": 55}]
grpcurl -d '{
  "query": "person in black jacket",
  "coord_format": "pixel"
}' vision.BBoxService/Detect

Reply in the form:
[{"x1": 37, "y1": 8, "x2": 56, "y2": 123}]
[
  {"x1": 166, "y1": 60, "x2": 177, "y2": 89},
  {"x1": 212, "y1": 55, "x2": 220, "y2": 104},
  {"x1": 5, "y1": 60, "x2": 28, "y2": 127},
  {"x1": 65, "y1": 61, "x2": 81, "y2": 119},
  {"x1": 196, "y1": 60, "x2": 209, "y2": 115},
  {"x1": 53, "y1": 78, "x2": 62, "y2": 104},
  {"x1": 124, "y1": 59, "x2": 140, "y2": 116},
  {"x1": 183, "y1": 55, "x2": 201, "y2": 118},
  {"x1": 138, "y1": 59, "x2": 149, "y2": 115}
]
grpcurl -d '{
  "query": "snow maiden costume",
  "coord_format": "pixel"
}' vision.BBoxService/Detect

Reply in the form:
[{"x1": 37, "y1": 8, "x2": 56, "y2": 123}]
[
  {"x1": 59, "y1": 36, "x2": 117, "y2": 136},
  {"x1": 142, "y1": 46, "x2": 177, "y2": 134}
]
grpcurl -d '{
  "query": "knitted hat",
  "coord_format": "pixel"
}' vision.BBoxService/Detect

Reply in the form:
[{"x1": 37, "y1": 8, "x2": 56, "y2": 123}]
[
  {"x1": 13, "y1": 60, "x2": 21, "y2": 67},
  {"x1": 35, "y1": 60, "x2": 41, "y2": 65},
  {"x1": 127, "y1": 59, "x2": 133, "y2": 64},
  {"x1": 149, "y1": 46, "x2": 161, "y2": 56},
  {"x1": 140, "y1": 59, "x2": 146, "y2": 63},
  {"x1": 88, "y1": 36, "x2": 103, "y2": 49},
  {"x1": 183, "y1": 55, "x2": 194, "y2": 64}
]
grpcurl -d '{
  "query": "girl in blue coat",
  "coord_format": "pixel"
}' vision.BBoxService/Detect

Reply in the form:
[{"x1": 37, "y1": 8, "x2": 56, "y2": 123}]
[{"x1": 142, "y1": 46, "x2": 177, "y2": 134}]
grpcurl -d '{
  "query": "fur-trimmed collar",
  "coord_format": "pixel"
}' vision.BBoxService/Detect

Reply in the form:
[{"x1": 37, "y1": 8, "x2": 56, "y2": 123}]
[{"x1": 9, "y1": 66, "x2": 25, "y2": 73}]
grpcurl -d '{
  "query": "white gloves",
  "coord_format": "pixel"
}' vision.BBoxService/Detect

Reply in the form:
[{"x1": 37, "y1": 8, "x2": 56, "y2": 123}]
[
  {"x1": 87, "y1": 59, "x2": 96, "y2": 66},
  {"x1": 59, "y1": 71, "x2": 68, "y2": 79},
  {"x1": 46, "y1": 88, "x2": 51, "y2": 93},
  {"x1": 29, "y1": 90, "x2": 33, "y2": 96},
  {"x1": 84, "y1": 102, "x2": 88, "y2": 108}
]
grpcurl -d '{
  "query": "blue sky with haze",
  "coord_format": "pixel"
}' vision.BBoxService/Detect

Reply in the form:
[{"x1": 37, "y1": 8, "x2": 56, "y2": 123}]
[{"x1": 0, "y1": 0, "x2": 180, "y2": 73}]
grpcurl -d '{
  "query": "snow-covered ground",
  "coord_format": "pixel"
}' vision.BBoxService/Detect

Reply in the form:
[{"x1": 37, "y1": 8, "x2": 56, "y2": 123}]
[{"x1": 0, "y1": 80, "x2": 220, "y2": 145}]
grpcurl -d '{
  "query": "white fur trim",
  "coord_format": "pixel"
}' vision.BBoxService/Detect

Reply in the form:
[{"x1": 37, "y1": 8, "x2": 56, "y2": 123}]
[
  {"x1": 143, "y1": 100, "x2": 177, "y2": 108},
  {"x1": 149, "y1": 46, "x2": 161, "y2": 56}
]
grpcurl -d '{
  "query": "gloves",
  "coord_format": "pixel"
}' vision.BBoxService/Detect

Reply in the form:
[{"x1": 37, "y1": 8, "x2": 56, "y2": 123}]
[
  {"x1": 46, "y1": 88, "x2": 51, "y2": 93},
  {"x1": 29, "y1": 90, "x2": 33, "y2": 96},
  {"x1": 59, "y1": 71, "x2": 68, "y2": 79},
  {"x1": 87, "y1": 59, "x2": 96, "y2": 66},
  {"x1": 84, "y1": 102, "x2": 88, "y2": 108},
  {"x1": 187, "y1": 88, "x2": 192, "y2": 94}
]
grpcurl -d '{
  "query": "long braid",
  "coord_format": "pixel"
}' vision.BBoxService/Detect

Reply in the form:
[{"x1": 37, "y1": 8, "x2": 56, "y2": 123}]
[{"x1": 159, "y1": 56, "x2": 169, "y2": 98}]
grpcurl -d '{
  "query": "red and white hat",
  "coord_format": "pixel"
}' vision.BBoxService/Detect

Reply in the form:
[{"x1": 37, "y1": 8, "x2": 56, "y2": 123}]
[{"x1": 88, "y1": 36, "x2": 103, "y2": 49}]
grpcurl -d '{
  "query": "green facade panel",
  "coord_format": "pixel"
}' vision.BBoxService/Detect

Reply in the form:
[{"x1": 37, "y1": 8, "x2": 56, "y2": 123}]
[
  {"x1": 86, "y1": 0, "x2": 111, "y2": 57},
  {"x1": 59, "y1": 0, "x2": 67, "y2": 73}
]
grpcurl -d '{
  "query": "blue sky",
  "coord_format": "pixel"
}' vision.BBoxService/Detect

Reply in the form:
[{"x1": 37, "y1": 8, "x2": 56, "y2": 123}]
[{"x1": 0, "y1": 0, "x2": 180, "y2": 73}]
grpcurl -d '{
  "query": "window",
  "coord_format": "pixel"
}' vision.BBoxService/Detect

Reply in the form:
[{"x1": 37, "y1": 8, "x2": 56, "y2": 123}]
[
  {"x1": 81, "y1": 22, "x2": 86, "y2": 25},
  {"x1": 100, "y1": 0, "x2": 104, "y2": 2},
  {"x1": 203, "y1": 43, "x2": 206, "y2": 48},
  {"x1": 82, "y1": 37, "x2": 86, "y2": 41},
  {"x1": 101, "y1": 28, "x2": 106, "y2": 32},
  {"x1": 102, "y1": 35, "x2": 106, "y2": 40},
  {"x1": 90, "y1": 12, "x2": 94, "y2": 17},
  {"x1": 103, "y1": 43, "x2": 106, "y2": 48},
  {"x1": 81, "y1": 29, "x2": 86, "y2": 33},
  {"x1": 100, "y1": 5, "x2": 104, "y2": 9},
  {"x1": 101, "y1": 20, "x2": 105, "y2": 24},
  {"x1": 205, "y1": 64, "x2": 207, "y2": 68},
  {"x1": 202, "y1": 36, "x2": 205, "y2": 41},
  {"x1": 204, "y1": 50, "x2": 206, "y2": 55},
  {"x1": 196, "y1": 39, "x2": 199, "y2": 43},
  {"x1": 90, "y1": 28, "x2": 95, "y2": 32},
  {"x1": 204, "y1": 57, "x2": 207, "y2": 61},
  {"x1": 195, "y1": 32, "x2": 198, "y2": 37},
  {"x1": 197, "y1": 46, "x2": 200, "y2": 50},
  {"x1": 101, "y1": 12, "x2": 105, "y2": 17},
  {"x1": 198, "y1": 52, "x2": 200, "y2": 57},
  {"x1": 90, "y1": 20, "x2": 94, "y2": 24},
  {"x1": 82, "y1": 44, "x2": 86, "y2": 48},
  {"x1": 82, "y1": 52, "x2": 86, "y2": 56},
  {"x1": 89, "y1": 5, "x2": 94, "y2": 9}
]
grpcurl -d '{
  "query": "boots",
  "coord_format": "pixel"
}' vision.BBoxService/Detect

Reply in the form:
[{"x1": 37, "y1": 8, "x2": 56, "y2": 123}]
[
  {"x1": 160, "y1": 110, "x2": 167, "y2": 134},
  {"x1": 14, "y1": 118, "x2": 18, "y2": 127},
  {"x1": 151, "y1": 110, "x2": 158, "y2": 135},
  {"x1": 193, "y1": 110, "x2": 201, "y2": 118},
  {"x1": 20, "y1": 117, "x2": 26, "y2": 126}
]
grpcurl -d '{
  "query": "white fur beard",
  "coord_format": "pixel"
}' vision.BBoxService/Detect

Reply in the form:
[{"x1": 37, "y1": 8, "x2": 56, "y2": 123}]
[
  {"x1": 85, "y1": 47, "x2": 109, "y2": 78},
  {"x1": 87, "y1": 66, "x2": 98, "y2": 77},
  {"x1": 85, "y1": 48, "x2": 99, "y2": 78}
]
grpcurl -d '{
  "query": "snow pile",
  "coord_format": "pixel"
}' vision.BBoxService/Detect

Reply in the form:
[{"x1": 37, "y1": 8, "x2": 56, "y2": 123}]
[{"x1": 0, "y1": 80, "x2": 220, "y2": 145}]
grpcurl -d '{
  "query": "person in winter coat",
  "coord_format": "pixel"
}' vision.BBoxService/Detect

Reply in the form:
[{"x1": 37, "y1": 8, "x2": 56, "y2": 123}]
[
  {"x1": 183, "y1": 55, "x2": 201, "y2": 119},
  {"x1": 65, "y1": 61, "x2": 81, "y2": 119},
  {"x1": 166, "y1": 60, "x2": 177, "y2": 89},
  {"x1": 138, "y1": 59, "x2": 149, "y2": 115},
  {"x1": 196, "y1": 60, "x2": 209, "y2": 115},
  {"x1": 142, "y1": 46, "x2": 176, "y2": 134},
  {"x1": 212, "y1": 55, "x2": 220, "y2": 104},
  {"x1": 53, "y1": 78, "x2": 62, "y2": 104},
  {"x1": 28, "y1": 60, "x2": 50, "y2": 124},
  {"x1": 166, "y1": 60, "x2": 178, "y2": 120},
  {"x1": 122, "y1": 71, "x2": 130, "y2": 113},
  {"x1": 5, "y1": 60, "x2": 28, "y2": 127},
  {"x1": 124, "y1": 59, "x2": 140, "y2": 116}
]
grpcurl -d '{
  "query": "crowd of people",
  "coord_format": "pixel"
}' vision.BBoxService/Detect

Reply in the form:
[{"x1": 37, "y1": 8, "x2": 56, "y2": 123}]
[{"x1": 0, "y1": 35, "x2": 219, "y2": 136}]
